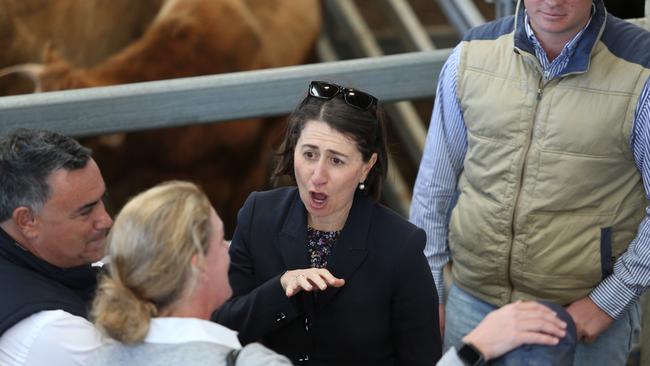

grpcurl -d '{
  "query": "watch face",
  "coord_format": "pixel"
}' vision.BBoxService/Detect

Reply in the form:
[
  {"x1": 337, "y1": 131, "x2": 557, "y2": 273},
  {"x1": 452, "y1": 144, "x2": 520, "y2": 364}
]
[{"x1": 458, "y1": 343, "x2": 483, "y2": 365}]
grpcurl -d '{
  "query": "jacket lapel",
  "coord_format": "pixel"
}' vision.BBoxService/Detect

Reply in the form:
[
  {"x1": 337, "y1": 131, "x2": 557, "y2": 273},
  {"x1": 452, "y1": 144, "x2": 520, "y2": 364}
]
[
  {"x1": 278, "y1": 191, "x2": 311, "y2": 270},
  {"x1": 316, "y1": 192, "x2": 372, "y2": 310}
]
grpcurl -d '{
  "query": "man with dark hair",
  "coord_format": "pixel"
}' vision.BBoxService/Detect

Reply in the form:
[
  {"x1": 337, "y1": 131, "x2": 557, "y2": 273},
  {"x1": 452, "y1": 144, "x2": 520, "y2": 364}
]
[
  {"x1": 411, "y1": 0, "x2": 650, "y2": 364},
  {"x1": 0, "y1": 129, "x2": 112, "y2": 365}
]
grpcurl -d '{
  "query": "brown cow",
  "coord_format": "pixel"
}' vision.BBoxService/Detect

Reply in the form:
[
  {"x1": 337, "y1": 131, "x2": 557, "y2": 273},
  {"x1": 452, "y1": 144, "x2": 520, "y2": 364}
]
[
  {"x1": 0, "y1": 0, "x2": 321, "y2": 234},
  {"x1": 7, "y1": 0, "x2": 320, "y2": 89},
  {"x1": 0, "y1": 0, "x2": 166, "y2": 95}
]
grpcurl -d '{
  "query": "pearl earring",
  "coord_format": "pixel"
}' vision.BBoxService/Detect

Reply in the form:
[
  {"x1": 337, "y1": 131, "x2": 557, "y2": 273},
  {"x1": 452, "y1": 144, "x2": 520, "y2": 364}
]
[{"x1": 359, "y1": 182, "x2": 365, "y2": 190}]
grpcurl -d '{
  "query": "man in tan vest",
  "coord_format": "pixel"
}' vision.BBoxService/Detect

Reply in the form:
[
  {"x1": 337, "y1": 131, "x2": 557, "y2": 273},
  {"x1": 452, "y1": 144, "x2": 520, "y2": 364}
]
[{"x1": 411, "y1": 0, "x2": 650, "y2": 364}]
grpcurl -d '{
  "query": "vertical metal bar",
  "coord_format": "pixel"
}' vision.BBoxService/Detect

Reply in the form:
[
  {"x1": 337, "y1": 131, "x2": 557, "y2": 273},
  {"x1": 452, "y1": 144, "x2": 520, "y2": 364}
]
[
  {"x1": 323, "y1": 0, "x2": 426, "y2": 164},
  {"x1": 496, "y1": 0, "x2": 517, "y2": 18},
  {"x1": 435, "y1": 0, "x2": 486, "y2": 35},
  {"x1": 322, "y1": 0, "x2": 429, "y2": 215},
  {"x1": 324, "y1": 0, "x2": 384, "y2": 55},
  {"x1": 316, "y1": 37, "x2": 339, "y2": 62},
  {"x1": 378, "y1": 0, "x2": 436, "y2": 51},
  {"x1": 455, "y1": 0, "x2": 487, "y2": 25}
]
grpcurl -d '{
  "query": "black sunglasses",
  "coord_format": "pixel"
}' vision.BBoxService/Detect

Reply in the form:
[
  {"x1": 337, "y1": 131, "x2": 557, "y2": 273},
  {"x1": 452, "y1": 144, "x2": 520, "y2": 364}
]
[{"x1": 308, "y1": 81, "x2": 378, "y2": 111}]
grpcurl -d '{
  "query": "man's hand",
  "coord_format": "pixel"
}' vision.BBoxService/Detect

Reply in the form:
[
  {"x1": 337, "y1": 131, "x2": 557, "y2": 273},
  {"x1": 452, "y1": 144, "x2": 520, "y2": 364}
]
[{"x1": 566, "y1": 296, "x2": 614, "y2": 343}]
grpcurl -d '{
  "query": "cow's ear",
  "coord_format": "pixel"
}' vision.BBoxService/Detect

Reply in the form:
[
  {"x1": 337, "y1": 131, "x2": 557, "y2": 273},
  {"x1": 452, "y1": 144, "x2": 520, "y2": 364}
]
[{"x1": 42, "y1": 42, "x2": 64, "y2": 64}]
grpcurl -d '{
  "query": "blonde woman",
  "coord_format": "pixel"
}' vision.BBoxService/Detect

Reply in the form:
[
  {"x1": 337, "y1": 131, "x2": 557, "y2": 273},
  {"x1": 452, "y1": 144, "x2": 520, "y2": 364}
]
[{"x1": 89, "y1": 181, "x2": 290, "y2": 366}]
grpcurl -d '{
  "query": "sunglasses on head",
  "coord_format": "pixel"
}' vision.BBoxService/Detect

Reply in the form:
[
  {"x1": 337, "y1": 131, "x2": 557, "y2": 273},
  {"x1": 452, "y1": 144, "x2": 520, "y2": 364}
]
[{"x1": 308, "y1": 81, "x2": 378, "y2": 111}]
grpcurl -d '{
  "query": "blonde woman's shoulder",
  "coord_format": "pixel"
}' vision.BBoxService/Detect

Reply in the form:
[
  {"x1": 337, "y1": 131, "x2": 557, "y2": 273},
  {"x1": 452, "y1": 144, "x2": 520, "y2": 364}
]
[{"x1": 236, "y1": 343, "x2": 292, "y2": 366}]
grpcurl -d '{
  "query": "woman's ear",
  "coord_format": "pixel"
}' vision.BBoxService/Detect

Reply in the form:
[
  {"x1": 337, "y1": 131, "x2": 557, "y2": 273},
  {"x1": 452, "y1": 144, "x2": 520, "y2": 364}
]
[
  {"x1": 362, "y1": 153, "x2": 378, "y2": 181},
  {"x1": 191, "y1": 254, "x2": 208, "y2": 281}
]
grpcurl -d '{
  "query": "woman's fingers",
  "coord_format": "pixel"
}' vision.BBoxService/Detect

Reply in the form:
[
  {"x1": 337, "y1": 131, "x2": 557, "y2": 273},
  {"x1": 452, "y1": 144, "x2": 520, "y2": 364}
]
[
  {"x1": 304, "y1": 272, "x2": 328, "y2": 290},
  {"x1": 509, "y1": 302, "x2": 567, "y2": 335},
  {"x1": 284, "y1": 275, "x2": 301, "y2": 297},
  {"x1": 518, "y1": 331, "x2": 561, "y2": 346},
  {"x1": 285, "y1": 282, "x2": 297, "y2": 297},
  {"x1": 302, "y1": 269, "x2": 345, "y2": 290},
  {"x1": 518, "y1": 317, "x2": 567, "y2": 338},
  {"x1": 330, "y1": 278, "x2": 346, "y2": 287},
  {"x1": 280, "y1": 269, "x2": 345, "y2": 297},
  {"x1": 296, "y1": 274, "x2": 314, "y2": 291},
  {"x1": 281, "y1": 270, "x2": 304, "y2": 297},
  {"x1": 317, "y1": 268, "x2": 346, "y2": 287}
]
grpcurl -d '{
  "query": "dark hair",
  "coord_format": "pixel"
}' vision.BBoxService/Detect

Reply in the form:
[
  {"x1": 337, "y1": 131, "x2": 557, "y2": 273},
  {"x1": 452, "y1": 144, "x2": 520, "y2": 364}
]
[
  {"x1": 272, "y1": 87, "x2": 389, "y2": 200},
  {"x1": 0, "y1": 129, "x2": 91, "y2": 221}
]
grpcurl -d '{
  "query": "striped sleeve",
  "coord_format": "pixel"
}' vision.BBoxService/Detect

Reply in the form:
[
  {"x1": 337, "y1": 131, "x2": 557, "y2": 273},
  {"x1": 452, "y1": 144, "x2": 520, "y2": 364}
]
[
  {"x1": 591, "y1": 76, "x2": 650, "y2": 318},
  {"x1": 409, "y1": 44, "x2": 467, "y2": 304}
]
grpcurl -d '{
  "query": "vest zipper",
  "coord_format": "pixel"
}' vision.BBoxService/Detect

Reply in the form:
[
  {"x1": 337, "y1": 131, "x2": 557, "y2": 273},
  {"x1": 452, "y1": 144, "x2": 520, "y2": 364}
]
[{"x1": 506, "y1": 74, "x2": 546, "y2": 302}]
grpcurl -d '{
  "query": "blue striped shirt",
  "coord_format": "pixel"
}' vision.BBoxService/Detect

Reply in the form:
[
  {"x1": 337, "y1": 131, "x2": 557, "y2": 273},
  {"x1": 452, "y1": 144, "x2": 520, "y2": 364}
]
[
  {"x1": 410, "y1": 19, "x2": 650, "y2": 318},
  {"x1": 524, "y1": 11, "x2": 590, "y2": 79}
]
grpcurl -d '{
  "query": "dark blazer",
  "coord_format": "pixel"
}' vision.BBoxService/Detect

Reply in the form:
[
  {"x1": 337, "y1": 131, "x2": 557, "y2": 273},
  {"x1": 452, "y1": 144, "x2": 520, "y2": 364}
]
[{"x1": 214, "y1": 187, "x2": 441, "y2": 366}]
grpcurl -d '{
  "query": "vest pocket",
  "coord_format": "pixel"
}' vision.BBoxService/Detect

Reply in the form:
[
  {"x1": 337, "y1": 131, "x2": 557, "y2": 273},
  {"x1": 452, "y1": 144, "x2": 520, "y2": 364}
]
[{"x1": 600, "y1": 227, "x2": 613, "y2": 279}]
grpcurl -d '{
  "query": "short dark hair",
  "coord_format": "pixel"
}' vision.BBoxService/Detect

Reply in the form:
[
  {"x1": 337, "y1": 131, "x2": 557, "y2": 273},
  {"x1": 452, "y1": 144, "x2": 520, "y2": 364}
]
[
  {"x1": 272, "y1": 87, "x2": 389, "y2": 200},
  {"x1": 0, "y1": 129, "x2": 91, "y2": 221}
]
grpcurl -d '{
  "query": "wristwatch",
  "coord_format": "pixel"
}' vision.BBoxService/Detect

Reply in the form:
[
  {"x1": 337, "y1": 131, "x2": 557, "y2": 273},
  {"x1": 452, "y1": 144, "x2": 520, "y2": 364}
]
[{"x1": 457, "y1": 342, "x2": 485, "y2": 366}]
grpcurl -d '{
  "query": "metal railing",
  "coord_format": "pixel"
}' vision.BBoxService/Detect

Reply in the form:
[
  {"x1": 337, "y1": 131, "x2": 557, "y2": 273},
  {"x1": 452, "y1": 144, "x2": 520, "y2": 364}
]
[{"x1": 0, "y1": 50, "x2": 450, "y2": 137}]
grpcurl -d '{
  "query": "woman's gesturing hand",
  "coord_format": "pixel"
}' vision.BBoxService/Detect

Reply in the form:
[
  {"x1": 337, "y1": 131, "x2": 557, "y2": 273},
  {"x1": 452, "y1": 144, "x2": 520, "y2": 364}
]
[
  {"x1": 462, "y1": 301, "x2": 568, "y2": 361},
  {"x1": 280, "y1": 268, "x2": 345, "y2": 297}
]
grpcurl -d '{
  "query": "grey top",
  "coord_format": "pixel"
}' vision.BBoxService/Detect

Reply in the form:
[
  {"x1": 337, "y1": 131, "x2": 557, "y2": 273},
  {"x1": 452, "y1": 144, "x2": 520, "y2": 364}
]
[
  {"x1": 88, "y1": 317, "x2": 291, "y2": 366},
  {"x1": 437, "y1": 348, "x2": 463, "y2": 366},
  {"x1": 89, "y1": 341, "x2": 291, "y2": 366}
]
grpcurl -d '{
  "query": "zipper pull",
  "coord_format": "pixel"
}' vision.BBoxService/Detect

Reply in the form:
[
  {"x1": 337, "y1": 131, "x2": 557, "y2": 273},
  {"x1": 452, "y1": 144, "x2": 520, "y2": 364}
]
[{"x1": 537, "y1": 76, "x2": 545, "y2": 101}]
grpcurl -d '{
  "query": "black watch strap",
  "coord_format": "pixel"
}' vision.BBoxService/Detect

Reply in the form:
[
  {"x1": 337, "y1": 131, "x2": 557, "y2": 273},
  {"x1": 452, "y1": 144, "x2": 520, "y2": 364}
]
[{"x1": 457, "y1": 342, "x2": 484, "y2": 366}]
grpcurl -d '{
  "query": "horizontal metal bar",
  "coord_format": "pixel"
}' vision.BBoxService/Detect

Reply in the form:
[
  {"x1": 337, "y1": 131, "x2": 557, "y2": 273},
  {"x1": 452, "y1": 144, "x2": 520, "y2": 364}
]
[{"x1": 0, "y1": 50, "x2": 450, "y2": 137}]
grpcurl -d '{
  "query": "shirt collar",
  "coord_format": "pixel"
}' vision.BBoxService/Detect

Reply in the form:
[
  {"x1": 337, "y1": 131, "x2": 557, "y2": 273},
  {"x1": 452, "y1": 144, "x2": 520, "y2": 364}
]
[
  {"x1": 523, "y1": 3, "x2": 595, "y2": 54},
  {"x1": 144, "y1": 317, "x2": 242, "y2": 349},
  {"x1": 513, "y1": 0, "x2": 608, "y2": 76}
]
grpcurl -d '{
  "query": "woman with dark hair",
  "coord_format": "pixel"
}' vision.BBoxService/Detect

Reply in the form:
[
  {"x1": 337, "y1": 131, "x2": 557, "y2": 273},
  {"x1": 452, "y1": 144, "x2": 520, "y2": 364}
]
[{"x1": 214, "y1": 81, "x2": 442, "y2": 365}]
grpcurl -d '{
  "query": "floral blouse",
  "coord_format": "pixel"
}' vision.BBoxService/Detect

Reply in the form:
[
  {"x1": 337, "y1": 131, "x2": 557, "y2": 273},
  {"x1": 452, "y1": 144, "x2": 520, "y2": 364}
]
[{"x1": 306, "y1": 226, "x2": 340, "y2": 268}]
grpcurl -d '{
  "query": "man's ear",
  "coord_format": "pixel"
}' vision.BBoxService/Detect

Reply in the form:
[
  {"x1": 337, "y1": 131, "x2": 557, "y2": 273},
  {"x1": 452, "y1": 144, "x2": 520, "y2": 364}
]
[{"x1": 12, "y1": 206, "x2": 38, "y2": 240}]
